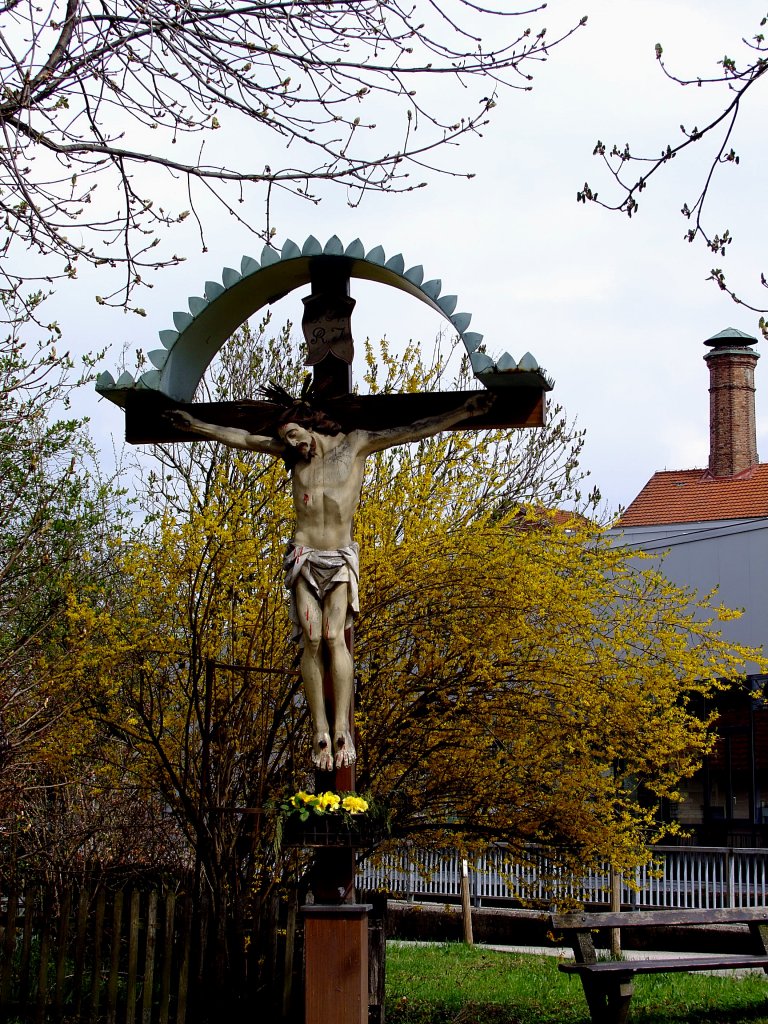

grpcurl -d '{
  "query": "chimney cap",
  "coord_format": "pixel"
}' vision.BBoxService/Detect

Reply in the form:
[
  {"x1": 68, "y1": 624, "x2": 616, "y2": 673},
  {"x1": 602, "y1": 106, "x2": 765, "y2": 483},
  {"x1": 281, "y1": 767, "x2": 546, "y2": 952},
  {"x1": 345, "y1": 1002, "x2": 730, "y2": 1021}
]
[{"x1": 704, "y1": 327, "x2": 759, "y2": 348}]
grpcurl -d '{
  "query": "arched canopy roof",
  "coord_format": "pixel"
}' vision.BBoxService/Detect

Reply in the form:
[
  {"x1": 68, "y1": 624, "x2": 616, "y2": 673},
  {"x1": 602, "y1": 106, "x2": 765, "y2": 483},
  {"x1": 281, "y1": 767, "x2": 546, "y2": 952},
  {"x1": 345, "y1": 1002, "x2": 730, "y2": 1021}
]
[{"x1": 96, "y1": 235, "x2": 551, "y2": 405}]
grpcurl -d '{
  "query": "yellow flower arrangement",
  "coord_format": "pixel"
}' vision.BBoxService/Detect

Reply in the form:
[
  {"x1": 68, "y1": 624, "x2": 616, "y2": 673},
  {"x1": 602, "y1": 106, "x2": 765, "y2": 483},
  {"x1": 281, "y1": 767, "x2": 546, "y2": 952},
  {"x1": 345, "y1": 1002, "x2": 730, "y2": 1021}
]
[
  {"x1": 275, "y1": 790, "x2": 384, "y2": 851},
  {"x1": 283, "y1": 790, "x2": 369, "y2": 820}
]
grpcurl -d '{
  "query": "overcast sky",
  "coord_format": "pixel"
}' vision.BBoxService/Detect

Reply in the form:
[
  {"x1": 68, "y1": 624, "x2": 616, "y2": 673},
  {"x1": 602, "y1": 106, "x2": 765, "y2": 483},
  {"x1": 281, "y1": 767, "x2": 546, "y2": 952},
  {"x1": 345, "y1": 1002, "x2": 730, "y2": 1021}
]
[{"x1": 54, "y1": 0, "x2": 767, "y2": 516}]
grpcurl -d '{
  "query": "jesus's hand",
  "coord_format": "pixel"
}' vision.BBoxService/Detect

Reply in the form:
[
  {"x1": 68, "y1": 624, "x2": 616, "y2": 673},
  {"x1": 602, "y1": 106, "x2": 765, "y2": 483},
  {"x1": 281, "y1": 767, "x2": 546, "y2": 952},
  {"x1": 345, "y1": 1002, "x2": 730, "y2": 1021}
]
[
  {"x1": 164, "y1": 409, "x2": 196, "y2": 431},
  {"x1": 463, "y1": 391, "x2": 495, "y2": 417}
]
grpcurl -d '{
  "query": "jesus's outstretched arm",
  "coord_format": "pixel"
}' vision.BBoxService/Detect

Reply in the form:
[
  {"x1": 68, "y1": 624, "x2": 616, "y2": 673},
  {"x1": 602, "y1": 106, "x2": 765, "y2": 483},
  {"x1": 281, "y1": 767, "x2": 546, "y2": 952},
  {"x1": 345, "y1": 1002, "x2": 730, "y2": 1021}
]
[
  {"x1": 358, "y1": 392, "x2": 495, "y2": 455},
  {"x1": 166, "y1": 410, "x2": 285, "y2": 457}
]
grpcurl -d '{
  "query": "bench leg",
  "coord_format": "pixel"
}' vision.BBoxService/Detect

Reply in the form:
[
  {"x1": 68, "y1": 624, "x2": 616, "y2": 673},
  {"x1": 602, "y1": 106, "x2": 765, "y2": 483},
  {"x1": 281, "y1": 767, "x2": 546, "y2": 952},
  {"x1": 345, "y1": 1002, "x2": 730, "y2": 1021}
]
[
  {"x1": 746, "y1": 924, "x2": 768, "y2": 976},
  {"x1": 606, "y1": 977, "x2": 633, "y2": 1024},
  {"x1": 579, "y1": 975, "x2": 634, "y2": 1024},
  {"x1": 580, "y1": 975, "x2": 608, "y2": 1023}
]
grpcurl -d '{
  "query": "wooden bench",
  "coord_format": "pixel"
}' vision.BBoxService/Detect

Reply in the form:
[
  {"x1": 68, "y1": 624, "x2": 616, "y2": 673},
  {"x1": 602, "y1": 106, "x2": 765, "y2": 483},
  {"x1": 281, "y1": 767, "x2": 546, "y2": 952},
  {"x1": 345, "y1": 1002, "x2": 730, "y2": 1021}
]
[{"x1": 550, "y1": 907, "x2": 768, "y2": 1024}]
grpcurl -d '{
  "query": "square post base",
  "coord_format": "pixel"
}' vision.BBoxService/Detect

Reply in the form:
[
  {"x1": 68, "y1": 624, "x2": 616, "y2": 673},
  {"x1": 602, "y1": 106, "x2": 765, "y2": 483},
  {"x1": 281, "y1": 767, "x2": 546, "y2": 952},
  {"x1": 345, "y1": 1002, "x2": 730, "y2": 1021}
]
[{"x1": 302, "y1": 904, "x2": 371, "y2": 1024}]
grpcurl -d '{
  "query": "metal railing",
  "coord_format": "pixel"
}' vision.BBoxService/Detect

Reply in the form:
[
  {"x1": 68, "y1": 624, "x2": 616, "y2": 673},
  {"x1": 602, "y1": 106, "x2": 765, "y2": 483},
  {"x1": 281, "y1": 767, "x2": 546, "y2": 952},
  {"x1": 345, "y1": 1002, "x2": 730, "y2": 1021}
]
[{"x1": 360, "y1": 844, "x2": 768, "y2": 909}]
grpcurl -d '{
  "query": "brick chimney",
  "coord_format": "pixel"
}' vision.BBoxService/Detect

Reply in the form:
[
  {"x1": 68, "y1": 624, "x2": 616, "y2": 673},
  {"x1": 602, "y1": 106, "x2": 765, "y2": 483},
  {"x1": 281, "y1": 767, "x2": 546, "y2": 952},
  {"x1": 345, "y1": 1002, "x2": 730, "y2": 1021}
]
[{"x1": 704, "y1": 328, "x2": 760, "y2": 477}]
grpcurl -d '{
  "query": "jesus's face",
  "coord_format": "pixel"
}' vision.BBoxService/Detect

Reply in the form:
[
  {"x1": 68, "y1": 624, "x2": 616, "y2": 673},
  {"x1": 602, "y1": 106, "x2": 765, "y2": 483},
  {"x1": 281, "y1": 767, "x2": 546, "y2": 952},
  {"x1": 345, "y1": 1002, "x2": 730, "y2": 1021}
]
[{"x1": 279, "y1": 422, "x2": 316, "y2": 460}]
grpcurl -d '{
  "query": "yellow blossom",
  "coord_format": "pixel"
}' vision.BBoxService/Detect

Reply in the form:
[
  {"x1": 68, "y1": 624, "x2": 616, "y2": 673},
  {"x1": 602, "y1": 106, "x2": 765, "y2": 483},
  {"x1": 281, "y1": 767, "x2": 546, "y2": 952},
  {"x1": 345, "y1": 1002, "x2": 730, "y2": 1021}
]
[
  {"x1": 316, "y1": 792, "x2": 341, "y2": 812},
  {"x1": 341, "y1": 795, "x2": 369, "y2": 815}
]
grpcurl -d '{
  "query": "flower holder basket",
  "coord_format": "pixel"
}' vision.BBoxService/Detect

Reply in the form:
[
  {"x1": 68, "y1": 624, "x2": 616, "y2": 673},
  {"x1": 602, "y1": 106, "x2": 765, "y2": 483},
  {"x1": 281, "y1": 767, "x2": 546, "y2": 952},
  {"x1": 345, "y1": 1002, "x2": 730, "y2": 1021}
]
[{"x1": 282, "y1": 815, "x2": 374, "y2": 849}]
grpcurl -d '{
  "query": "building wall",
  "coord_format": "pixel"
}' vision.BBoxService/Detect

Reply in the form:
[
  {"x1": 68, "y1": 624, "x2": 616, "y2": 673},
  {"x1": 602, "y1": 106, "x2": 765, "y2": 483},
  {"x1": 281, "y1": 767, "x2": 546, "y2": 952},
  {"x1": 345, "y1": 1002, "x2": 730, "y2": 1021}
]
[
  {"x1": 612, "y1": 516, "x2": 768, "y2": 843},
  {"x1": 612, "y1": 517, "x2": 768, "y2": 670}
]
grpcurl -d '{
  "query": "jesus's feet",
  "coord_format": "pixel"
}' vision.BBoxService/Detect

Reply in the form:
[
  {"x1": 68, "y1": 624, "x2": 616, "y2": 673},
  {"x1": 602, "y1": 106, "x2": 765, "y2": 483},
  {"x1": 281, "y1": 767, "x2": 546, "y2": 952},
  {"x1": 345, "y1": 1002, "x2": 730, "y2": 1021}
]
[
  {"x1": 334, "y1": 729, "x2": 357, "y2": 769},
  {"x1": 311, "y1": 731, "x2": 334, "y2": 772}
]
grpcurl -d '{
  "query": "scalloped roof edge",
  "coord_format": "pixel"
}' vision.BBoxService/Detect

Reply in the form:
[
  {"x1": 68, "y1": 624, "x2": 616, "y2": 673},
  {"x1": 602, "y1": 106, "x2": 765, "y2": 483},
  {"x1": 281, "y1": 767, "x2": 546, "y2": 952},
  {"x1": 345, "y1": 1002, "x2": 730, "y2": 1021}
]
[{"x1": 96, "y1": 234, "x2": 553, "y2": 404}]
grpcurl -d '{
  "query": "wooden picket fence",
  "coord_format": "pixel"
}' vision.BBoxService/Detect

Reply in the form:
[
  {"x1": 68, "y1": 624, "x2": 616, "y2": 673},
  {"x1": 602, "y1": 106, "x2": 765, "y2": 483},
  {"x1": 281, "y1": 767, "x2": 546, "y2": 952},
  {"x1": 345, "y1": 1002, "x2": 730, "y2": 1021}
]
[{"x1": 0, "y1": 878, "x2": 196, "y2": 1024}]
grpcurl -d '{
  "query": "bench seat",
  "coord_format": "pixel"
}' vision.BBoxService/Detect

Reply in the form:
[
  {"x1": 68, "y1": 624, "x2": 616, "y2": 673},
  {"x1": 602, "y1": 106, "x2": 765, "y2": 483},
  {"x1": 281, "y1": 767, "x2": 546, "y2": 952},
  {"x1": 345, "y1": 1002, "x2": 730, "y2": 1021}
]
[{"x1": 560, "y1": 953, "x2": 768, "y2": 976}]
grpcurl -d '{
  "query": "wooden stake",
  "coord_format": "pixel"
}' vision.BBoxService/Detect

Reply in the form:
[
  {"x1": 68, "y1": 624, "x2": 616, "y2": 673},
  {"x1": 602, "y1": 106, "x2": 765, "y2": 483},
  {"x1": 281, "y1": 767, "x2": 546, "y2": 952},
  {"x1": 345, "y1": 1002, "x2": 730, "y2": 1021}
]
[
  {"x1": 461, "y1": 861, "x2": 474, "y2": 946},
  {"x1": 610, "y1": 866, "x2": 622, "y2": 957}
]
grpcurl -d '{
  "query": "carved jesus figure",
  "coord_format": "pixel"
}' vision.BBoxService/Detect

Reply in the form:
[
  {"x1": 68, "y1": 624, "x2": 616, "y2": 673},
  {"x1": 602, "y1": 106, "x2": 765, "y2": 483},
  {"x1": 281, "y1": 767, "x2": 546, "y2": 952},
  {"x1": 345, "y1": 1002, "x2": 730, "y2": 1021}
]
[{"x1": 169, "y1": 392, "x2": 493, "y2": 770}]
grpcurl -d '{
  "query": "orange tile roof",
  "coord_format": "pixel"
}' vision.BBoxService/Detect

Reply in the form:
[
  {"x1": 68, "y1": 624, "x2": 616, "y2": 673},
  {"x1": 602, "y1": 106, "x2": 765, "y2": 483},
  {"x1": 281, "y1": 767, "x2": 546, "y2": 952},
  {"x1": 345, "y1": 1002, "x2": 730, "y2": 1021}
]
[
  {"x1": 619, "y1": 464, "x2": 768, "y2": 526},
  {"x1": 549, "y1": 508, "x2": 591, "y2": 529},
  {"x1": 522, "y1": 506, "x2": 592, "y2": 529}
]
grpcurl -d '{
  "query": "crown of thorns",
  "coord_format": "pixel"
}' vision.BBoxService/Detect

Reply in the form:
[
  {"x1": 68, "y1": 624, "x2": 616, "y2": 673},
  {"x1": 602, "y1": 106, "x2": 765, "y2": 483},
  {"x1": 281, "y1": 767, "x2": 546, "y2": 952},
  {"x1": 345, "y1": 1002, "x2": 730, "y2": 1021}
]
[{"x1": 258, "y1": 376, "x2": 342, "y2": 435}]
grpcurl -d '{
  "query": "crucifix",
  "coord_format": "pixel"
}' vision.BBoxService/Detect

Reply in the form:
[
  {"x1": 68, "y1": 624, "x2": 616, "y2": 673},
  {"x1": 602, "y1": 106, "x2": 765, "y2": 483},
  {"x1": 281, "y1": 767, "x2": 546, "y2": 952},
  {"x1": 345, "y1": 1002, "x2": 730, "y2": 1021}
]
[{"x1": 98, "y1": 236, "x2": 552, "y2": 1024}]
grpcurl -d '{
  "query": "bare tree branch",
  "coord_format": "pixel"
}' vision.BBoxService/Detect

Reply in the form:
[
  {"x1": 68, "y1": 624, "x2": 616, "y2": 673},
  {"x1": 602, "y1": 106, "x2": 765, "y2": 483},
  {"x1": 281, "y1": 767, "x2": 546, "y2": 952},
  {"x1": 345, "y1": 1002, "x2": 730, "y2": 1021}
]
[
  {"x1": 0, "y1": 0, "x2": 587, "y2": 306},
  {"x1": 576, "y1": 14, "x2": 767, "y2": 333}
]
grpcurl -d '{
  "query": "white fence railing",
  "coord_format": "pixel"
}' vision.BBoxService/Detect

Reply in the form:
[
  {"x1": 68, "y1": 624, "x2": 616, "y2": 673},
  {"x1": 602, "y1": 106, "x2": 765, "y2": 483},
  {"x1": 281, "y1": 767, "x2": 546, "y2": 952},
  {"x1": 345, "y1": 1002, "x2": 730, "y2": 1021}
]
[{"x1": 360, "y1": 845, "x2": 768, "y2": 910}]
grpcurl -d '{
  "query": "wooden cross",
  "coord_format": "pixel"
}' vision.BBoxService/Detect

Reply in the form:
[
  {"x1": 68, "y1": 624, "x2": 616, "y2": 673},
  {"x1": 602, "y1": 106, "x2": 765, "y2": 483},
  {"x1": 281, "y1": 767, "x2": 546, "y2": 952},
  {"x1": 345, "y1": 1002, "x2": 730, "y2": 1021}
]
[
  {"x1": 118, "y1": 261, "x2": 548, "y2": 904},
  {"x1": 109, "y1": 252, "x2": 552, "y2": 1023}
]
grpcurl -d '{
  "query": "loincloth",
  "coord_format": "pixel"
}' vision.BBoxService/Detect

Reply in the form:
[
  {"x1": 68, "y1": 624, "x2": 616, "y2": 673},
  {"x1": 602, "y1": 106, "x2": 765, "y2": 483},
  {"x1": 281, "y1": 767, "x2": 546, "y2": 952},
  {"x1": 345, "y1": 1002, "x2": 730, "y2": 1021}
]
[{"x1": 283, "y1": 542, "x2": 360, "y2": 643}]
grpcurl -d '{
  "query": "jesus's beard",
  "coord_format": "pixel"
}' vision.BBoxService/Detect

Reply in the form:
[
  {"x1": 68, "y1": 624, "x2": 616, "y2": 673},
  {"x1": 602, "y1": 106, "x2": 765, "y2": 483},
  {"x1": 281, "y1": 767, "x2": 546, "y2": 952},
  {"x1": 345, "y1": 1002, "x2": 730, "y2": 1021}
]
[{"x1": 299, "y1": 437, "x2": 317, "y2": 461}]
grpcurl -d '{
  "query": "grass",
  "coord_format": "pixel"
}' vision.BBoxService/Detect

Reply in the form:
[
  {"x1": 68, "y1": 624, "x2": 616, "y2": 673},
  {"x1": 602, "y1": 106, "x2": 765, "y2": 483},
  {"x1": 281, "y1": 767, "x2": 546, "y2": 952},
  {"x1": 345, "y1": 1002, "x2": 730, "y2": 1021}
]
[{"x1": 385, "y1": 942, "x2": 768, "y2": 1024}]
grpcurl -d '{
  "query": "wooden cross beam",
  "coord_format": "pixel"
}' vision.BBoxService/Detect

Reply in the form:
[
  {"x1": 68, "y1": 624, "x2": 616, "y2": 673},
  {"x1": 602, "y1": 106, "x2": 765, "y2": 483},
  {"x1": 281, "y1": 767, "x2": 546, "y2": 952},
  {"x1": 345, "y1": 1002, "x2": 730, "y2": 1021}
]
[{"x1": 122, "y1": 386, "x2": 545, "y2": 445}]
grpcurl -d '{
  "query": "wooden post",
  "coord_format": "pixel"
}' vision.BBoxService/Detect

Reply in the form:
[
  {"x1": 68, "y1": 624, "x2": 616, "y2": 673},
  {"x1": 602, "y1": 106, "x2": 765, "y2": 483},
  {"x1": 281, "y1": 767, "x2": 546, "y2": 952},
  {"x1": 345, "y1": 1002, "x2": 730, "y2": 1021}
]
[
  {"x1": 367, "y1": 895, "x2": 388, "y2": 1024},
  {"x1": 158, "y1": 892, "x2": 175, "y2": 1024},
  {"x1": 281, "y1": 895, "x2": 298, "y2": 1019},
  {"x1": 18, "y1": 883, "x2": 35, "y2": 1014},
  {"x1": 89, "y1": 888, "x2": 106, "y2": 1024},
  {"x1": 0, "y1": 884, "x2": 18, "y2": 1009},
  {"x1": 72, "y1": 886, "x2": 89, "y2": 1018},
  {"x1": 298, "y1": 273, "x2": 364, "y2": 1020},
  {"x1": 106, "y1": 891, "x2": 123, "y2": 1024},
  {"x1": 176, "y1": 896, "x2": 193, "y2": 1024},
  {"x1": 143, "y1": 890, "x2": 158, "y2": 1024},
  {"x1": 302, "y1": 906, "x2": 371, "y2": 1024},
  {"x1": 34, "y1": 892, "x2": 52, "y2": 1024},
  {"x1": 53, "y1": 887, "x2": 72, "y2": 1018},
  {"x1": 461, "y1": 860, "x2": 474, "y2": 946},
  {"x1": 126, "y1": 889, "x2": 140, "y2": 1024},
  {"x1": 610, "y1": 866, "x2": 622, "y2": 957}
]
